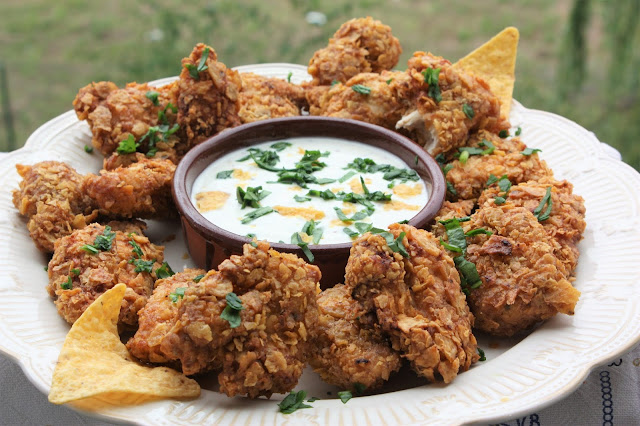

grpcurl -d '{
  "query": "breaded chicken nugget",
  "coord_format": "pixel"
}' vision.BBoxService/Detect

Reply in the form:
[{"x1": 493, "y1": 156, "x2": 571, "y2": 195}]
[
  {"x1": 345, "y1": 224, "x2": 478, "y2": 383},
  {"x1": 47, "y1": 222, "x2": 165, "y2": 327}
]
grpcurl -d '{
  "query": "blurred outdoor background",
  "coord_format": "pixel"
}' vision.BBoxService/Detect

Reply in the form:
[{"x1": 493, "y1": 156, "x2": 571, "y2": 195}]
[{"x1": 1, "y1": 0, "x2": 639, "y2": 169}]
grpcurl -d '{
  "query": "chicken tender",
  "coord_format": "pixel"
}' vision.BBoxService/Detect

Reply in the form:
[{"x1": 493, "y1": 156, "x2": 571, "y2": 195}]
[
  {"x1": 478, "y1": 177, "x2": 586, "y2": 276},
  {"x1": 308, "y1": 17, "x2": 402, "y2": 86},
  {"x1": 309, "y1": 283, "x2": 401, "y2": 391},
  {"x1": 312, "y1": 71, "x2": 419, "y2": 129},
  {"x1": 396, "y1": 53, "x2": 504, "y2": 156},
  {"x1": 238, "y1": 72, "x2": 306, "y2": 123},
  {"x1": 345, "y1": 224, "x2": 478, "y2": 383},
  {"x1": 46, "y1": 222, "x2": 165, "y2": 328},
  {"x1": 73, "y1": 80, "x2": 180, "y2": 156},
  {"x1": 445, "y1": 131, "x2": 553, "y2": 201},
  {"x1": 177, "y1": 43, "x2": 242, "y2": 148},
  {"x1": 463, "y1": 203, "x2": 580, "y2": 336},
  {"x1": 82, "y1": 155, "x2": 176, "y2": 219},
  {"x1": 127, "y1": 241, "x2": 321, "y2": 398},
  {"x1": 12, "y1": 161, "x2": 98, "y2": 252}
]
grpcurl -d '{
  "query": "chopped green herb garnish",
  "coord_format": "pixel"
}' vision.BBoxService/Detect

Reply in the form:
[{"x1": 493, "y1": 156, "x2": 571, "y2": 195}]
[
  {"x1": 463, "y1": 103, "x2": 475, "y2": 119},
  {"x1": 422, "y1": 67, "x2": 442, "y2": 103},
  {"x1": 494, "y1": 196, "x2": 506, "y2": 205},
  {"x1": 478, "y1": 347, "x2": 487, "y2": 361},
  {"x1": 521, "y1": 147, "x2": 542, "y2": 156},
  {"x1": 116, "y1": 134, "x2": 139, "y2": 155},
  {"x1": 270, "y1": 141, "x2": 292, "y2": 151},
  {"x1": 338, "y1": 170, "x2": 356, "y2": 183},
  {"x1": 155, "y1": 262, "x2": 175, "y2": 279},
  {"x1": 84, "y1": 145, "x2": 93, "y2": 154},
  {"x1": 145, "y1": 90, "x2": 159, "y2": 106},
  {"x1": 353, "y1": 383, "x2": 366, "y2": 395},
  {"x1": 440, "y1": 238, "x2": 463, "y2": 253},
  {"x1": 369, "y1": 229, "x2": 409, "y2": 258},
  {"x1": 346, "y1": 158, "x2": 419, "y2": 182},
  {"x1": 250, "y1": 150, "x2": 282, "y2": 172},
  {"x1": 331, "y1": 80, "x2": 340, "y2": 86},
  {"x1": 307, "y1": 397, "x2": 319, "y2": 402},
  {"x1": 533, "y1": 186, "x2": 553, "y2": 221},
  {"x1": 386, "y1": 78, "x2": 393, "y2": 84},
  {"x1": 193, "y1": 274, "x2": 205, "y2": 283},
  {"x1": 351, "y1": 84, "x2": 371, "y2": 95},
  {"x1": 169, "y1": 287, "x2": 187, "y2": 303},
  {"x1": 237, "y1": 186, "x2": 271, "y2": 209},
  {"x1": 61, "y1": 276, "x2": 73, "y2": 290},
  {"x1": 294, "y1": 194, "x2": 311, "y2": 202},
  {"x1": 286, "y1": 71, "x2": 293, "y2": 83},
  {"x1": 498, "y1": 129, "x2": 509, "y2": 138},
  {"x1": 334, "y1": 207, "x2": 372, "y2": 222},
  {"x1": 129, "y1": 239, "x2": 143, "y2": 257},
  {"x1": 241, "y1": 206, "x2": 275, "y2": 224},
  {"x1": 81, "y1": 225, "x2": 115, "y2": 254},
  {"x1": 184, "y1": 47, "x2": 210, "y2": 80},
  {"x1": 465, "y1": 228, "x2": 493, "y2": 237},
  {"x1": 515, "y1": 127, "x2": 522, "y2": 136},
  {"x1": 397, "y1": 219, "x2": 409, "y2": 224},
  {"x1": 138, "y1": 120, "x2": 180, "y2": 157},
  {"x1": 132, "y1": 258, "x2": 155, "y2": 273},
  {"x1": 338, "y1": 390, "x2": 353, "y2": 404},
  {"x1": 217, "y1": 170, "x2": 234, "y2": 179},
  {"x1": 44, "y1": 266, "x2": 48, "y2": 272},
  {"x1": 486, "y1": 174, "x2": 511, "y2": 204},
  {"x1": 343, "y1": 227, "x2": 359, "y2": 238},
  {"x1": 446, "y1": 181, "x2": 458, "y2": 196},
  {"x1": 301, "y1": 220, "x2": 323, "y2": 245},
  {"x1": 157, "y1": 102, "x2": 177, "y2": 125},
  {"x1": 220, "y1": 292, "x2": 244, "y2": 328},
  {"x1": 71, "y1": 268, "x2": 80, "y2": 275},
  {"x1": 278, "y1": 390, "x2": 313, "y2": 414},
  {"x1": 459, "y1": 150, "x2": 470, "y2": 165},
  {"x1": 291, "y1": 232, "x2": 314, "y2": 262},
  {"x1": 306, "y1": 189, "x2": 337, "y2": 200},
  {"x1": 454, "y1": 256, "x2": 483, "y2": 294}
]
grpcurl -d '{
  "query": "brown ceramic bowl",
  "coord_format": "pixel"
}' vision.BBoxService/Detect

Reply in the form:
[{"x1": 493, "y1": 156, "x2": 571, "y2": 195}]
[{"x1": 172, "y1": 116, "x2": 445, "y2": 286}]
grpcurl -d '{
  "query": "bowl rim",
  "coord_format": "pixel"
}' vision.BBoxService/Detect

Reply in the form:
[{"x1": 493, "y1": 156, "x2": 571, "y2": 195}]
[{"x1": 172, "y1": 116, "x2": 445, "y2": 255}]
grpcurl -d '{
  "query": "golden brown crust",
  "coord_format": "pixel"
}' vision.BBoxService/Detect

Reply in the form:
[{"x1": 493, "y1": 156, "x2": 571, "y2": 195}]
[
  {"x1": 309, "y1": 284, "x2": 402, "y2": 391},
  {"x1": 478, "y1": 177, "x2": 586, "y2": 276},
  {"x1": 345, "y1": 224, "x2": 478, "y2": 383},
  {"x1": 464, "y1": 203, "x2": 580, "y2": 336},
  {"x1": 308, "y1": 17, "x2": 401, "y2": 86},
  {"x1": 238, "y1": 72, "x2": 306, "y2": 123},
  {"x1": 127, "y1": 241, "x2": 321, "y2": 398},
  {"x1": 12, "y1": 161, "x2": 98, "y2": 252},
  {"x1": 177, "y1": 43, "x2": 242, "y2": 148},
  {"x1": 47, "y1": 222, "x2": 165, "y2": 328},
  {"x1": 82, "y1": 156, "x2": 176, "y2": 219}
]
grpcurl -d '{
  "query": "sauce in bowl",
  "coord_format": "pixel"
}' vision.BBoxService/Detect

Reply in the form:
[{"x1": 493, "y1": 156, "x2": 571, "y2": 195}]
[{"x1": 190, "y1": 137, "x2": 429, "y2": 245}]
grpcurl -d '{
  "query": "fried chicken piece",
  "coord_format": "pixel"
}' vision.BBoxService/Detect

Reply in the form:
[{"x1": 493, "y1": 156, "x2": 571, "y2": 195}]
[
  {"x1": 431, "y1": 200, "x2": 476, "y2": 239},
  {"x1": 309, "y1": 283, "x2": 401, "y2": 391},
  {"x1": 177, "y1": 43, "x2": 242, "y2": 148},
  {"x1": 238, "y1": 72, "x2": 306, "y2": 123},
  {"x1": 396, "y1": 52, "x2": 504, "y2": 156},
  {"x1": 445, "y1": 131, "x2": 553, "y2": 201},
  {"x1": 312, "y1": 71, "x2": 420, "y2": 129},
  {"x1": 82, "y1": 155, "x2": 177, "y2": 219},
  {"x1": 478, "y1": 177, "x2": 586, "y2": 276},
  {"x1": 73, "y1": 80, "x2": 180, "y2": 156},
  {"x1": 308, "y1": 17, "x2": 402, "y2": 86},
  {"x1": 345, "y1": 224, "x2": 478, "y2": 383},
  {"x1": 127, "y1": 241, "x2": 321, "y2": 398},
  {"x1": 46, "y1": 222, "x2": 165, "y2": 327},
  {"x1": 464, "y1": 203, "x2": 580, "y2": 336},
  {"x1": 12, "y1": 161, "x2": 98, "y2": 252}
]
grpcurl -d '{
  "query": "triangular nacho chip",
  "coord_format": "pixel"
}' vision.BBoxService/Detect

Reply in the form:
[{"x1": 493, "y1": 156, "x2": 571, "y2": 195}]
[
  {"x1": 453, "y1": 27, "x2": 519, "y2": 120},
  {"x1": 48, "y1": 283, "x2": 200, "y2": 405}
]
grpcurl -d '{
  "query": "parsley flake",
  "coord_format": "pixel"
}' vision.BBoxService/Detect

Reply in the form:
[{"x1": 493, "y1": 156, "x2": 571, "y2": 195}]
[
  {"x1": 220, "y1": 292, "x2": 244, "y2": 328},
  {"x1": 217, "y1": 170, "x2": 234, "y2": 179},
  {"x1": 338, "y1": 390, "x2": 353, "y2": 404},
  {"x1": 145, "y1": 90, "x2": 160, "y2": 106},
  {"x1": 84, "y1": 145, "x2": 93, "y2": 154},
  {"x1": 462, "y1": 103, "x2": 475, "y2": 119},
  {"x1": 185, "y1": 47, "x2": 210, "y2": 80},
  {"x1": 241, "y1": 206, "x2": 275, "y2": 224},
  {"x1": 533, "y1": 186, "x2": 553, "y2": 221},
  {"x1": 81, "y1": 226, "x2": 115, "y2": 254},
  {"x1": 521, "y1": 147, "x2": 542, "y2": 156},
  {"x1": 422, "y1": 67, "x2": 442, "y2": 103},
  {"x1": 478, "y1": 347, "x2": 487, "y2": 361},
  {"x1": 193, "y1": 274, "x2": 205, "y2": 283},
  {"x1": 61, "y1": 276, "x2": 73, "y2": 290},
  {"x1": 116, "y1": 134, "x2": 139, "y2": 155},
  {"x1": 169, "y1": 287, "x2": 187, "y2": 303},
  {"x1": 155, "y1": 262, "x2": 174, "y2": 279},
  {"x1": 351, "y1": 84, "x2": 371, "y2": 95},
  {"x1": 278, "y1": 390, "x2": 313, "y2": 414}
]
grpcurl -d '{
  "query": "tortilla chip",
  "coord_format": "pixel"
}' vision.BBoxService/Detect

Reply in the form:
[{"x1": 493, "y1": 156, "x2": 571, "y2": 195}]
[
  {"x1": 453, "y1": 27, "x2": 519, "y2": 120},
  {"x1": 48, "y1": 283, "x2": 200, "y2": 405}
]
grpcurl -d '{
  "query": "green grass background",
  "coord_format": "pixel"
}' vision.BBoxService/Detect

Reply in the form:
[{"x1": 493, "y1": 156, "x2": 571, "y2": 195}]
[{"x1": 1, "y1": 0, "x2": 638, "y2": 170}]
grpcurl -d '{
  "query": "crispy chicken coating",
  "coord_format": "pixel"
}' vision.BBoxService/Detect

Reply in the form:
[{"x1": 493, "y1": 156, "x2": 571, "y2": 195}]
[
  {"x1": 463, "y1": 203, "x2": 580, "y2": 336},
  {"x1": 445, "y1": 131, "x2": 553, "y2": 201},
  {"x1": 12, "y1": 161, "x2": 98, "y2": 252},
  {"x1": 127, "y1": 241, "x2": 321, "y2": 398},
  {"x1": 345, "y1": 224, "x2": 478, "y2": 383},
  {"x1": 396, "y1": 53, "x2": 504, "y2": 156},
  {"x1": 312, "y1": 71, "x2": 419, "y2": 129},
  {"x1": 46, "y1": 222, "x2": 165, "y2": 327},
  {"x1": 238, "y1": 72, "x2": 306, "y2": 123},
  {"x1": 73, "y1": 80, "x2": 180, "y2": 156},
  {"x1": 431, "y1": 200, "x2": 476, "y2": 239},
  {"x1": 478, "y1": 177, "x2": 586, "y2": 276},
  {"x1": 308, "y1": 17, "x2": 402, "y2": 86},
  {"x1": 309, "y1": 283, "x2": 401, "y2": 391},
  {"x1": 82, "y1": 155, "x2": 176, "y2": 219},
  {"x1": 177, "y1": 43, "x2": 242, "y2": 148}
]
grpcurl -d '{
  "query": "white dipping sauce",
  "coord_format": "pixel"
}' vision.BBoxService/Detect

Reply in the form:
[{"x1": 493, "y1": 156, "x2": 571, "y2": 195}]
[{"x1": 190, "y1": 137, "x2": 429, "y2": 244}]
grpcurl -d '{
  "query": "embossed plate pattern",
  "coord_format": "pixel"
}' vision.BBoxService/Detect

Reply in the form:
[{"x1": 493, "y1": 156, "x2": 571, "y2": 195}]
[{"x1": 1, "y1": 64, "x2": 639, "y2": 425}]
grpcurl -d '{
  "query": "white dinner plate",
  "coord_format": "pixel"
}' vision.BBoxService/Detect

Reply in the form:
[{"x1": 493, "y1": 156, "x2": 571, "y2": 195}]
[{"x1": 1, "y1": 64, "x2": 639, "y2": 426}]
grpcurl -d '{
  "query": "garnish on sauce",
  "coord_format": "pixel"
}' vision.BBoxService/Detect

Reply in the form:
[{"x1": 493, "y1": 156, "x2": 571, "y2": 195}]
[{"x1": 241, "y1": 206, "x2": 275, "y2": 224}]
